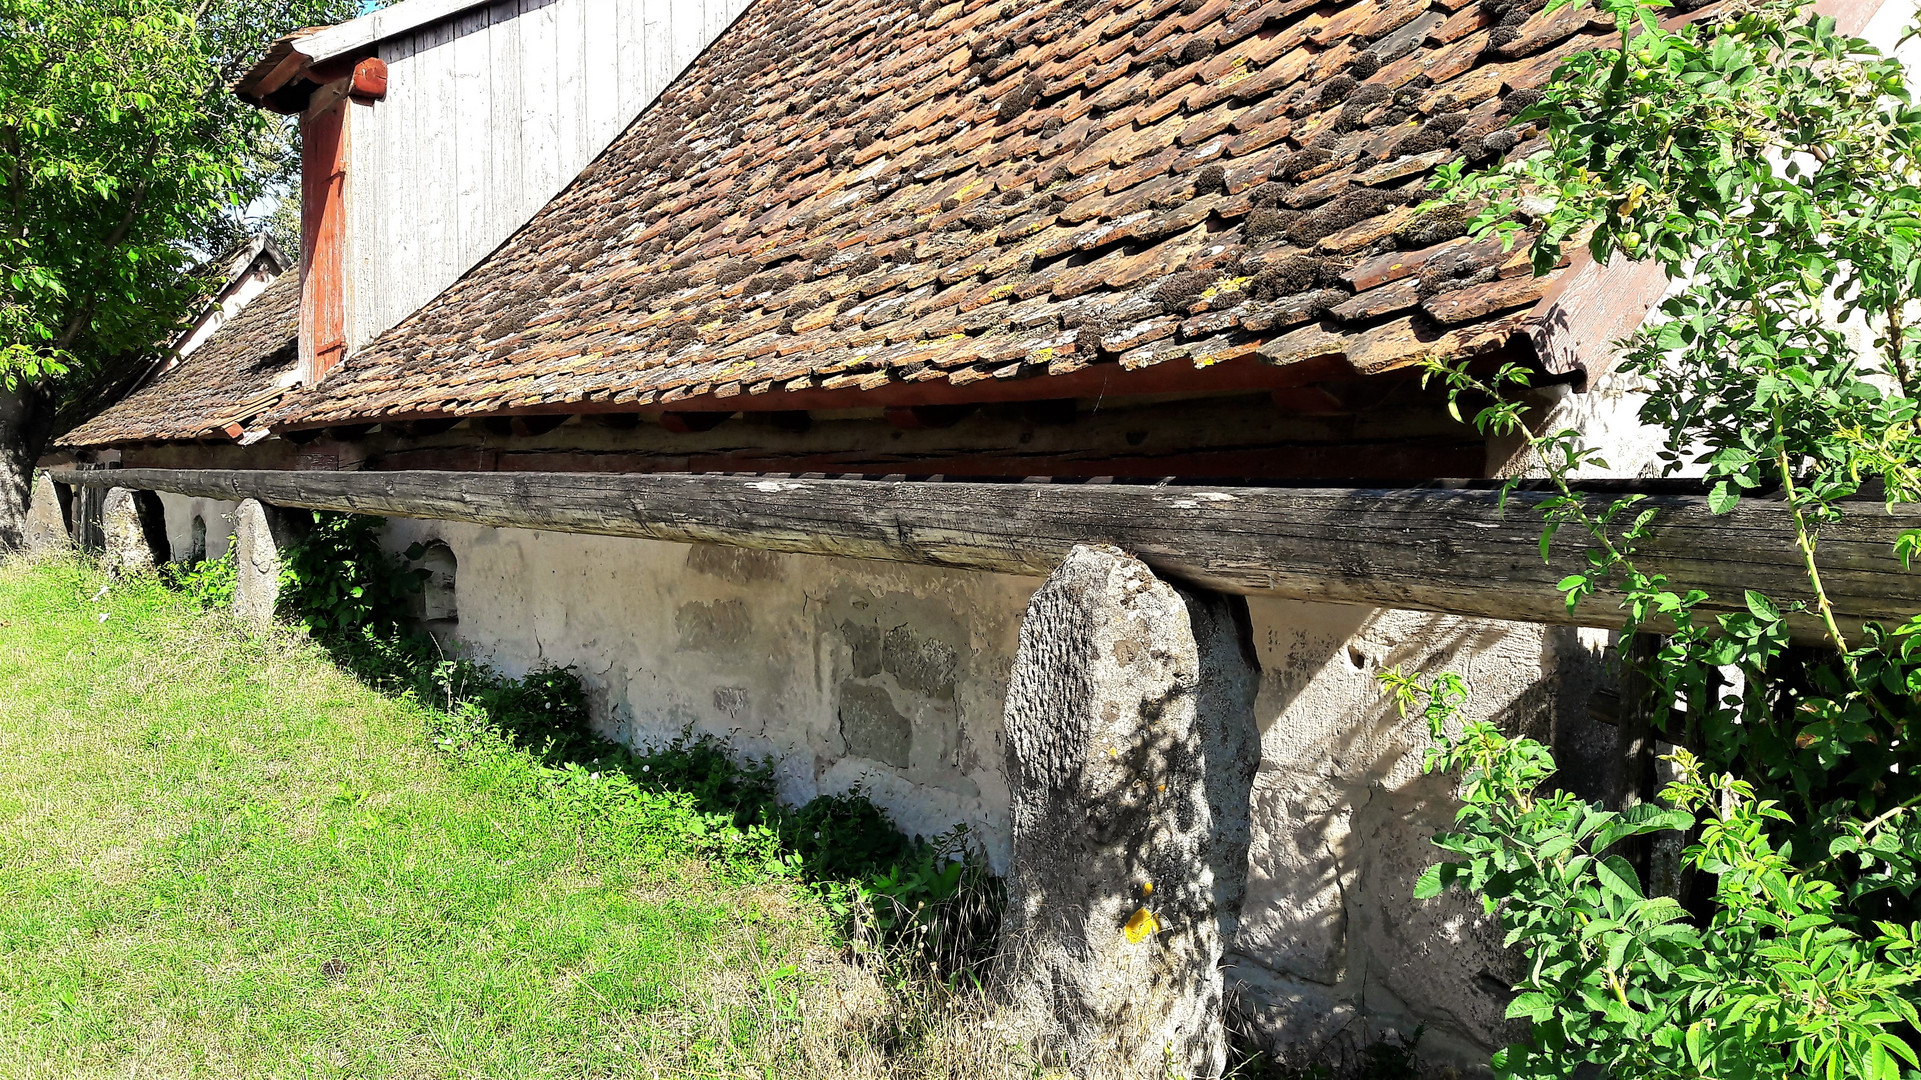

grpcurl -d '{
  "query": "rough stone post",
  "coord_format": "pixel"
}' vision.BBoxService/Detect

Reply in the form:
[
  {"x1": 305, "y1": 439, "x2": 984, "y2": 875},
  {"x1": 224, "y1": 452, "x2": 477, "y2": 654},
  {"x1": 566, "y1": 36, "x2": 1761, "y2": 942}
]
[
  {"x1": 100, "y1": 487, "x2": 166, "y2": 577},
  {"x1": 23, "y1": 473, "x2": 71, "y2": 554},
  {"x1": 233, "y1": 499, "x2": 293, "y2": 630},
  {"x1": 1000, "y1": 544, "x2": 1261, "y2": 1079}
]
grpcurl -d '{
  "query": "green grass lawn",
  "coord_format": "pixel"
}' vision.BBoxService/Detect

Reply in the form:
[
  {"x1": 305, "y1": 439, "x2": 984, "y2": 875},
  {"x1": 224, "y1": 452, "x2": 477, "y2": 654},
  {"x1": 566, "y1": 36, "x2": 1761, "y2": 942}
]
[{"x1": 0, "y1": 556, "x2": 918, "y2": 1079}]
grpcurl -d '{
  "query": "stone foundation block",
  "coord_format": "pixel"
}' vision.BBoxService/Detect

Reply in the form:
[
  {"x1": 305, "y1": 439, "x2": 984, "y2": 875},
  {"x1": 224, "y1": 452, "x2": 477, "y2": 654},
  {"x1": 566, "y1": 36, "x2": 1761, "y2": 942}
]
[
  {"x1": 999, "y1": 544, "x2": 1261, "y2": 1079},
  {"x1": 1222, "y1": 958, "x2": 1363, "y2": 1072},
  {"x1": 233, "y1": 499, "x2": 295, "y2": 630},
  {"x1": 23, "y1": 473, "x2": 70, "y2": 554},
  {"x1": 101, "y1": 487, "x2": 165, "y2": 577}
]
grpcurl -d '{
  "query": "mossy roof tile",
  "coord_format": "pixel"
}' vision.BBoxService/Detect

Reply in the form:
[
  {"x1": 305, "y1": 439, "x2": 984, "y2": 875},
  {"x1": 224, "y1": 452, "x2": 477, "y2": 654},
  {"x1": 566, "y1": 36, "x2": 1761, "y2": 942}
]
[
  {"x1": 242, "y1": 0, "x2": 1704, "y2": 429},
  {"x1": 60, "y1": 272, "x2": 301, "y2": 448}
]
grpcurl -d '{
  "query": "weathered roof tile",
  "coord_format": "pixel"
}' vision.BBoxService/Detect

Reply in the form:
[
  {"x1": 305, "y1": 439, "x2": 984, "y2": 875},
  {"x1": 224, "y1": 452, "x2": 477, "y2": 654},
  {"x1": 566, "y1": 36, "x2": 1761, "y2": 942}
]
[
  {"x1": 60, "y1": 273, "x2": 300, "y2": 448},
  {"x1": 243, "y1": 0, "x2": 1616, "y2": 430}
]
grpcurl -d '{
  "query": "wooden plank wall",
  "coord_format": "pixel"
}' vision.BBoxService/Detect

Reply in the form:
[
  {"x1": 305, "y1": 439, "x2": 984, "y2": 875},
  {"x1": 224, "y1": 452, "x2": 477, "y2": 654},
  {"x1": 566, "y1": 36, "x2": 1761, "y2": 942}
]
[{"x1": 346, "y1": 0, "x2": 755, "y2": 355}]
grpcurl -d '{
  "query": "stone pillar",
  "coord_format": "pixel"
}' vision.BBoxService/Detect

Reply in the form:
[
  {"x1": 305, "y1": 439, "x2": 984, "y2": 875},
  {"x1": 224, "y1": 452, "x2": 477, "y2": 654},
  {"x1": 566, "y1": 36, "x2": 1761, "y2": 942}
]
[
  {"x1": 100, "y1": 487, "x2": 166, "y2": 577},
  {"x1": 999, "y1": 544, "x2": 1261, "y2": 1079},
  {"x1": 233, "y1": 499, "x2": 292, "y2": 630},
  {"x1": 23, "y1": 473, "x2": 71, "y2": 554}
]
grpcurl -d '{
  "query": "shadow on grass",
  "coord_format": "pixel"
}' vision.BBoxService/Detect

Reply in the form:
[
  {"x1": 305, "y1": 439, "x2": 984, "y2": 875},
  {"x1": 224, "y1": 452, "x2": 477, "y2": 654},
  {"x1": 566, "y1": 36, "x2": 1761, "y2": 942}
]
[{"x1": 307, "y1": 612, "x2": 1003, "y2": 982}]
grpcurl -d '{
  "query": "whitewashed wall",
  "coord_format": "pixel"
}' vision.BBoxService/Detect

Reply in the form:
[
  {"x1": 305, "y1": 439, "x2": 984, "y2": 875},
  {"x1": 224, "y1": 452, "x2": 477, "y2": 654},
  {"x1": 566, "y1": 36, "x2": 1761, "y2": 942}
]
[{"x1": 345, "y1": 0, "x2": 753, "y2": 354}]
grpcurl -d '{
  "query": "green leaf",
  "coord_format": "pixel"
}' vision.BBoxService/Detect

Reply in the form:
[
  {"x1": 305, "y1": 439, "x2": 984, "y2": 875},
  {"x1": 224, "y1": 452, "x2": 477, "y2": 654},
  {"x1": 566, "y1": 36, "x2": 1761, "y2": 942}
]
[
  {"x1": 1595, "y1": 855, "x2": 1645, "y2": 902},
  {"x1": 1414, "y1": 862, "x2": 1455, "y2": 899},
  {"x1": 1507, "y1": 991, "x2": 1556, "y2": 1021}
]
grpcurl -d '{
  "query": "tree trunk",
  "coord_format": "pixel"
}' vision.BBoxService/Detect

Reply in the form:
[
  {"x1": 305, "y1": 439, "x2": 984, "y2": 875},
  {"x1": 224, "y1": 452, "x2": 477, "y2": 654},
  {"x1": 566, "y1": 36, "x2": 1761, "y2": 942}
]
[{"x1": 0, "y1": 383, "x2": 53, "y2": 554}]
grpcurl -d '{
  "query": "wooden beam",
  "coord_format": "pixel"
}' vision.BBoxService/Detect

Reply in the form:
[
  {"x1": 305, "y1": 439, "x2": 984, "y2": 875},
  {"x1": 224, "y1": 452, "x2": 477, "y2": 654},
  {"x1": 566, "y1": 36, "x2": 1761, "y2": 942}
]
[
  {"x1": 299, "y1": 83, "x2": 351, "y2": 385},
  {"x1": 391, "y1": 418, "x2": 462, "y2": 438},
  {"x1": 349, "y1": 57, "x2": 388, "y2": 102},
  {"x1": 247, "y1": 46, "x2": 313, "y2": 102},
  {"x1": 885, "y1": 404, "x2": 976, "y2": 430},
  {"x1": 480, "y1": 415, "x2": 569, "y2": 438},
  {"x1": 50, "y1": 468, "x2": 1921, "y2": 644}
]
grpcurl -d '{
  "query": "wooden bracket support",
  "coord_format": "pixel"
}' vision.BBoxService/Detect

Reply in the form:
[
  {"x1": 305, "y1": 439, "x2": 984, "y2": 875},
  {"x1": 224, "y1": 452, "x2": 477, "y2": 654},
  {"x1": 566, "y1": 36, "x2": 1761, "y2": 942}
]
[{"x1": 348, "y1": 58, "x2": 388, "y2": 103}]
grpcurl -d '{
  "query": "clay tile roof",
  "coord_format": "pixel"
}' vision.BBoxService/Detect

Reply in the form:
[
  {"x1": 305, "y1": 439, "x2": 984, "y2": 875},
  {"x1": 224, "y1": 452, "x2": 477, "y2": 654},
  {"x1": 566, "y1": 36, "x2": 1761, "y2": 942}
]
[
  {"x1": 274, "y1": 0, "x2": 1634, "y2": 429},
  {"x1": 59, "y1": 272, "x2": 301, "y2": 448}
]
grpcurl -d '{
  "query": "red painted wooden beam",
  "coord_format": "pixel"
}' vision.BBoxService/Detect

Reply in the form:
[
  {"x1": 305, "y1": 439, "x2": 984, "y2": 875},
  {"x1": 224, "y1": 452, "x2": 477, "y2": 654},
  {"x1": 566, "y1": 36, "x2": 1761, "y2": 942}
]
[
  {"x1": 349, "y1": 58, "x2": 388, "y2": 103},
  {"x1": 299, "y1": 83, "x2": 350, "y2": 385}
]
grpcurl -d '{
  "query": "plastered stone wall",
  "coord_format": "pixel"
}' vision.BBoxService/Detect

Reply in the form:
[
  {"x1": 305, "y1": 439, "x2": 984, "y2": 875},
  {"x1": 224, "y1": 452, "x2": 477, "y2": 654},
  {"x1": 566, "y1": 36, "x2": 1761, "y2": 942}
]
[
  {"x1": 155, "y1": 492, "x2": 239, "y2": 563},
  {"x1": 376, "y1": 519, "x2": 1033, "y2": 864},
  {"x1": 1229, "y1": 600, "x2": 1614, "y2": 1072}
]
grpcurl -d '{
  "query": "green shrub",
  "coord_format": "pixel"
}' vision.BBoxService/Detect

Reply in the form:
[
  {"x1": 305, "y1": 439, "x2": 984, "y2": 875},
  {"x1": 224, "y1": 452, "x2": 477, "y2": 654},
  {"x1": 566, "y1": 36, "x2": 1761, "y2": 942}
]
[
  {"x1": 159, "y1": 545, "x2": 237, "y2": 610},
  {"x1": 1410, "y1": 0, "x2": 1921, "y2": 1072},
  {"x1": 277, "y1": 511, "x2": 425, "y2": 638}
]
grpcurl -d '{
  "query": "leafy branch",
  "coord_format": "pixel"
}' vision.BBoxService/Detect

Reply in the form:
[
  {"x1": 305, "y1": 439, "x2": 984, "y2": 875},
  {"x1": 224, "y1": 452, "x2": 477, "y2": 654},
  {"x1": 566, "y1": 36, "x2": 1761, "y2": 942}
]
[{"x1": 1393, "y1": 0, "x2": 1921, "y2": 1073}]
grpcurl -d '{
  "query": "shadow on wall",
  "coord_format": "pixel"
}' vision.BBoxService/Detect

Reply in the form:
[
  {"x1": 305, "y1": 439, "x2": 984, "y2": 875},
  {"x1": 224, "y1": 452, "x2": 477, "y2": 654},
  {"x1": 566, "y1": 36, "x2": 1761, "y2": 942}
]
[{"x1": 1228, "y1": 601, "x2": 1617, "y2": 1073}]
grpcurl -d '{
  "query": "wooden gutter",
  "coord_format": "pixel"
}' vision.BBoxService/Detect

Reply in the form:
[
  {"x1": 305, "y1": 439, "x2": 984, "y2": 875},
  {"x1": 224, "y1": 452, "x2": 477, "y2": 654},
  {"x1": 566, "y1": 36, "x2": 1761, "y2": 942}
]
[{"x1": 50, "y1": 468, "x2": 1921, "y2": 644}]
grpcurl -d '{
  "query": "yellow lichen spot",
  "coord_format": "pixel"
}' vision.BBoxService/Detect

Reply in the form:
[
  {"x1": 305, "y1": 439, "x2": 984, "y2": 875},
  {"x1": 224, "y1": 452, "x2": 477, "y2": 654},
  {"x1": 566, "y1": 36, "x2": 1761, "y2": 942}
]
[
  {"x1": 700, "y1": 318, "x2": 724, "y2": 332},
  {"x1": 1123, "y1": 907, "x2": 1161, "y2": 944},
  {"x1": 1032, "y1": 346, "x2": 1055, "y2": 361},
  {"x1": 1142, "y1": 881, "x2": 1154, "y2": 896}
]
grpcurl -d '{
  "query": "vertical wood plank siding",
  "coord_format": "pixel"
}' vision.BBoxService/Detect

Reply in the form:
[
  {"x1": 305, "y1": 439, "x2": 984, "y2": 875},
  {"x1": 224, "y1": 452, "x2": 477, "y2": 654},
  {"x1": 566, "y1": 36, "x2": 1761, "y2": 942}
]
[{"x1": 347, "y1": 0, "x2": 754, "y2": 355}]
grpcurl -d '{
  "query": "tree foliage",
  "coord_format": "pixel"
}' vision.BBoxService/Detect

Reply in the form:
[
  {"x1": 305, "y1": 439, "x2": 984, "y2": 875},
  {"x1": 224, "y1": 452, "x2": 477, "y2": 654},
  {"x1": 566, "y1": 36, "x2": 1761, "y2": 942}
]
[
  {"x1": 0, "y1": 0, "x2": 359, "y2": 427},
  {"x1": 1400, "y1": 0, "x2": 1921, "y2": 1074}
]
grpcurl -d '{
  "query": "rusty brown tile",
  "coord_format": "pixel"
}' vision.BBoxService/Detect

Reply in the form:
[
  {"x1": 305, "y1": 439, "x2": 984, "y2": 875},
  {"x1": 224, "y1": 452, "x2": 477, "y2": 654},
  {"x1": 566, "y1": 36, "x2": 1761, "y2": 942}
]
[
  {"x1": 172, "y1": 0, "x2": 1619, "y2": 435},
  {"x1": 1327, "y1": 278, "x2": 1423, "y2": 321},
  {"x1": 1258, "y1": 321, "x2": 1348, "y2": 367},
  {"x1": 1494, "y1": 2, "x2": 1594, "y2": 58},
  {"x1": 1421, "y1": 274, "x2": 1552, "y2": 324}
]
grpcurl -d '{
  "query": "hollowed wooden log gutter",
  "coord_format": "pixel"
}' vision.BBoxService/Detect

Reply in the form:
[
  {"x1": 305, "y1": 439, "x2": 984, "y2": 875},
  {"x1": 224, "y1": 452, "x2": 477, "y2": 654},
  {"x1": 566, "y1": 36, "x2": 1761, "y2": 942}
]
[{"x1": 51, "y1": 467, "x2": 1921, "y2": 645}]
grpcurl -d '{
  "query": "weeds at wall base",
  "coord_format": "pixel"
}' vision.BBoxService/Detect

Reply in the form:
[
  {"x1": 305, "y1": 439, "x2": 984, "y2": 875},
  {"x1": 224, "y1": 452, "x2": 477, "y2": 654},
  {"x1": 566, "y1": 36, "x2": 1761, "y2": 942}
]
[
  {"x1": 263, "y1": 511, "x2": 1006, "y2": 982},
  {"x1": 144, "y1": 515, "x2": 1004, "y2": 985}
]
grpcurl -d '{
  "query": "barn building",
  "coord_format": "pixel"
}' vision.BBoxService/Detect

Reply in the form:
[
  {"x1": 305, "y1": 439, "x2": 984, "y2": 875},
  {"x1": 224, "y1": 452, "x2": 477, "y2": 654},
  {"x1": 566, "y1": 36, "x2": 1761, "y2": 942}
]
[{"x1": 33, "y1": 0, "x2": 1906, "y2": 1069}]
